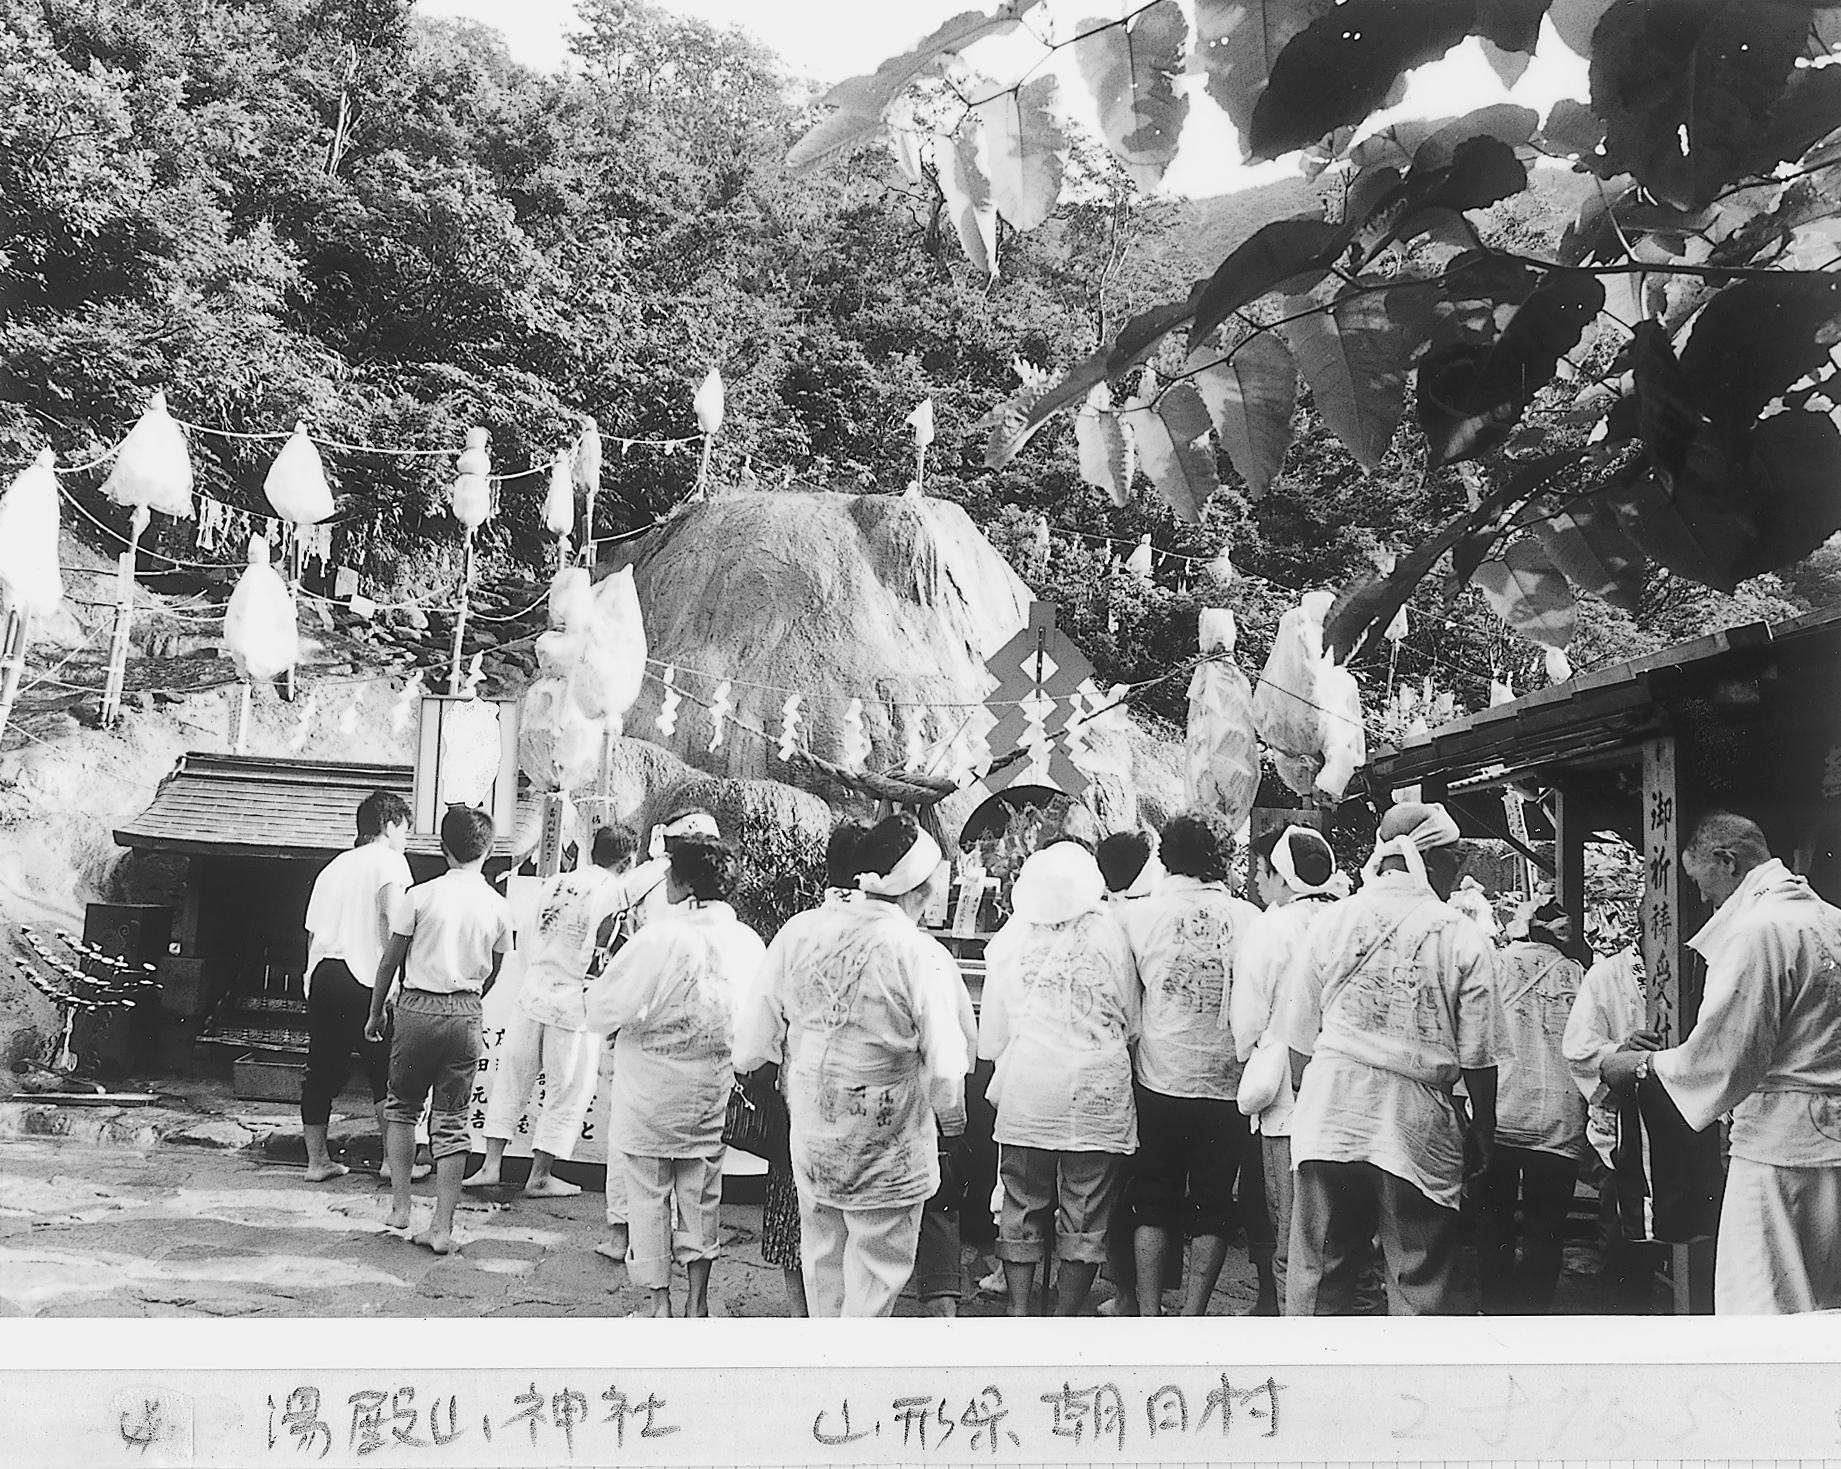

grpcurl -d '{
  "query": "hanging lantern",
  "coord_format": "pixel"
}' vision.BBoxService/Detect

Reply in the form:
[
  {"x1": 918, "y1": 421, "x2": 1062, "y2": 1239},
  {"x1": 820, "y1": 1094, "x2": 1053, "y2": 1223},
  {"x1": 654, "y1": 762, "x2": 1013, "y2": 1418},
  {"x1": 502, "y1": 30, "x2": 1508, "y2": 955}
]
[
  {"x1": 263, "y1": 422, "x2": 334, "y2": 525},
  {"x1": 544, "y1": 447, "x2": 575, "y2": 540},
  {"x1": 694, "y1": 368, "x2": 725, "y2": 436},
  {"x1": 0, "y1": 449, "x2": 64, "y2": 618},
  {"x1": 103, "y1": 390, "x2": 194, "y2": 519},
  {"x1": 223, "y1": 536, "x2": 299, "y2": 682},
  {"x1": 1184, "y1": 609, "x2": 1259, "y2": 831}
]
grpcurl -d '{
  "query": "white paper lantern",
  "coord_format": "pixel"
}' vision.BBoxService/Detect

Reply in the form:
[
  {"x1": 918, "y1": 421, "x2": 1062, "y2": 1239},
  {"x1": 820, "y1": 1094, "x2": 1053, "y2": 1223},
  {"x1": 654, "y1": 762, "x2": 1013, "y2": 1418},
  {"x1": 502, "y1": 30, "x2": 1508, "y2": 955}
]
[
  {"x1": 694, "y1": 368, "x2": 725, "y2": 436},
  {"x1": 263, "y1": 422, "x2": 334, "y2": 525},
  {"x1": 223, "y1": 535, "x2": 299, "y2": 681},
  {"x1": 0, "y1": 449, "x2": 65, "y2": 616},
  {"x1": 103, "y1": 390, "x2": 194, "y2": 518}
]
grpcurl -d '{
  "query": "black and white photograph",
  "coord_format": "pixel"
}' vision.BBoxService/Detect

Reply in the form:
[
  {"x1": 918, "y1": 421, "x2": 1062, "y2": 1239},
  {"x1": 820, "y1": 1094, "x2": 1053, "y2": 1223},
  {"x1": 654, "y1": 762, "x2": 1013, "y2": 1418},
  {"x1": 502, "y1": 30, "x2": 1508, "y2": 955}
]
[{"x1": 3, "y1": 0, "x2": 1841, "y2": 1369}]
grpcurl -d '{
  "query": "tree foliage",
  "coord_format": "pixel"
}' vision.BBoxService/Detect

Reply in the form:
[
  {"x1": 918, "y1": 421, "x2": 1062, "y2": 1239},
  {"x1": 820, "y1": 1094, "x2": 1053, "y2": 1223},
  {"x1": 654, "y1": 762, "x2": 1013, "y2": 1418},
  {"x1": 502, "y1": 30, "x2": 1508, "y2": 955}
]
[{"x1": 793, "y1": 0, "x2": 1841, "y2": 665}]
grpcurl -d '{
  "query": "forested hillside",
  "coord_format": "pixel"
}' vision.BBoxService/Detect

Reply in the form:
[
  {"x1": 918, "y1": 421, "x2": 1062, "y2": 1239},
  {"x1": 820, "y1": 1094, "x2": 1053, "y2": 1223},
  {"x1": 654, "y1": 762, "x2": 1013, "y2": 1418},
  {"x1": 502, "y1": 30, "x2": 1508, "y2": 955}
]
[{"x1": 4, "y1": 0, "x2": 1830, "y2": 732}]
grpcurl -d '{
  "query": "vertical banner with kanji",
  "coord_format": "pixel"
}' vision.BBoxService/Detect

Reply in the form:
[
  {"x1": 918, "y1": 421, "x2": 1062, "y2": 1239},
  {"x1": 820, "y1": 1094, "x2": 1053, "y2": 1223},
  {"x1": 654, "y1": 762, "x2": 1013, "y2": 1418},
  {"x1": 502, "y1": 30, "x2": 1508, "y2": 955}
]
[{"x1": 1640, "y1": 736, "x2": 1680, "y2": 1046}]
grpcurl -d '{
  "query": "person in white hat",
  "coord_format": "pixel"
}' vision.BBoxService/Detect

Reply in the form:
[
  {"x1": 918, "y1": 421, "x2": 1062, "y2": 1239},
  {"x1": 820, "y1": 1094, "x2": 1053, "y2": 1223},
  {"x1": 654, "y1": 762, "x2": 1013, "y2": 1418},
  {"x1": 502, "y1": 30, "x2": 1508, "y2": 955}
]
[
  {"x1": 735, "y1": 812, "x2": 968, "y2": 1317},
  {"x1": 979, "y1": 839, "x2": 1140, "y2": 1316},
  {"x1": 1279, "y1": 801, "x2": 1506, "y2": 1314},
  {"x1": 1229, "y1": 823, "x2": 1342, "y2": 1316}
]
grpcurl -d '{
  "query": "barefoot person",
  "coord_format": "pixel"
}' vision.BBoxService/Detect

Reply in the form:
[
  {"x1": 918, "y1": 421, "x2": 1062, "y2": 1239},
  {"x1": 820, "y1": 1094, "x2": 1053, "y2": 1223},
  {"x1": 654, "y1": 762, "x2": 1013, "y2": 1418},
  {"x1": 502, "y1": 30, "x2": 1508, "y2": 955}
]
[
  {"x1": 366, "y1": 805, "x2": 511, "y2": 1254},
  {"x1": 466, "y1": 823, "x2": 665, "y2": 1198},
  {"x1": 299, "y1": 790, "x2": 413, "y2": 1183},
  {"x1": 586, "y1": 836, "x2": 765, "y2": 1317}
]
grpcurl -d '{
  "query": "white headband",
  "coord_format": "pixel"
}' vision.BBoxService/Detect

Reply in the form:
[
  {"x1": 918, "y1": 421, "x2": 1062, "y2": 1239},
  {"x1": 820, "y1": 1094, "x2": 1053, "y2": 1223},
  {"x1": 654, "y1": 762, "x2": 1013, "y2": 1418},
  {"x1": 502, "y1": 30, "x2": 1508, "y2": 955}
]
[
  {"x1": 1271, "y1": 825, "x2": 1337, "y2": 896},
  {"x1": 1361, "y1": 803, "x2": 1460, "y2": 885},
  {"x1": 663, "y1": 812, "x2": 719, "y2": 840},
  {"x1": 857, "y1": 828, "x2": 942, "y2": 898}
]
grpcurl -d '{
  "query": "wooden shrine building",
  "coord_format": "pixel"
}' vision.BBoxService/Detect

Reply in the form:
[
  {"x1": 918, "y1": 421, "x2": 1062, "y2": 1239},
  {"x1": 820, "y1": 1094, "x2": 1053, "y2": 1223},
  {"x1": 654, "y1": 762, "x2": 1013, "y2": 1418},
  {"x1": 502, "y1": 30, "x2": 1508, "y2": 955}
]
[{"x1": 1364, "y1": 603, "x2": 1841, "y2": 1311}]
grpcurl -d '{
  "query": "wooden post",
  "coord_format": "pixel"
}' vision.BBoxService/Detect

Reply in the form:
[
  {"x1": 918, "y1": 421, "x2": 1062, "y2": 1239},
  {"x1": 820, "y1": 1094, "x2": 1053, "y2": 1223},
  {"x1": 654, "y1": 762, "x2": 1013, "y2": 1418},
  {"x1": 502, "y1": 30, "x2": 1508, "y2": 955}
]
[
  {"x1": 283, "y1": 531, "x2": 301, "y2": 703},
  {"x1": 0, "y1": 604, "x2": 32, "y2": 739},
  {"x1": 448, "y1": 531, "x2": 473, "y2": 697},
  {"x1": 697, "y1": 433, "x2": 714, "y2": 497},
  {"x1": 100, "y1": 506, "x2": 149, "y2": 727},
  {"x1": 582, "y1": 483, "x2": 597, "y2": 570},
  {"x1": 914, "y1": 437, "x2": 927, "y2": 495},
  {"x1": 1553, "y1": 785, "x2": 1586, "y2": 939},
  {"x1": 536, "y1": 791, "x2": 566, "y2": 878}
]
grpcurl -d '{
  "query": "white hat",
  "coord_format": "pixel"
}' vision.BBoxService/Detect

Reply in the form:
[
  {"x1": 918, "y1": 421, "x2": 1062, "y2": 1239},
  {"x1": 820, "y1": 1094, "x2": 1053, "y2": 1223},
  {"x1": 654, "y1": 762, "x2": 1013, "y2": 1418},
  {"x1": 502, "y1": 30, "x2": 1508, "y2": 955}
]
[{"x1": 1010, "y1": 843, "x2": 1106, "y2": 927}]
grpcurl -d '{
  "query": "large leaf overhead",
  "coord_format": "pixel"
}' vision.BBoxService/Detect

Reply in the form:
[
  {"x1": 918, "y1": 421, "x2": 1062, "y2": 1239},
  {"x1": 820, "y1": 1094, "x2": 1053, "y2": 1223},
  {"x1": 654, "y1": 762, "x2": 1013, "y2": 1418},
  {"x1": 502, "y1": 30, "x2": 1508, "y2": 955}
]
[
  {"x1": 1729, "y1": 409, "x2": 1841, "y2": 579},
  {"x1": 1075, "y1": 386, "x2": 1137, "y2": 505},
  {"x1": 1629, "y1": 318, "x2": 1703, "y2": 488},
  {"x1": 786, "y1": 2, "x2": 1044, "y2": 172},
  {"x1": 1590, "y1": 0, "x2": 1812, "y2": 210},
  {"x1": 1416, "y1": 269, "x2": 1605, "y2": 465},
  {"x1": 1351, "y1": 135, "x2": 1530, "y2": 265},
  {"x1": 1281, "y1": 287, "x2": 1423, "y2": 472},
  {"x1": 1194, "y1": 0, "x2": 1336, "y2": 159},
  {"x1": 1190, "y1": 332, "x2": 1299, "y2": 497},
  {"x1": 935, "y1": 128, "x2": 999, "y2": 277},
  {"x1": 1191, "y1": 217, "x2": 1344, "y2": 342},
  {"x1": 1676, "y1": 273, "x2": 1841, "y2": 446},
  {"x1": 1248, "y1": 0, "x2": 1476, "y2": 160},
  {"x1": 977, "y1": 76, "x2": 1067, "y2": 231},
  {"x1": 1473, "y1": 538, "x2": 1578, "y2": 649},
  {"x1": 1531, "y1": 500, "x2": 1648, "y2": 610},
  {"x1": 1123, "y1": 382, "x2": 1219, "y2": 522},
  {"x1": 1076, "y1": 0, "x2": 1191, "y2": 191}
]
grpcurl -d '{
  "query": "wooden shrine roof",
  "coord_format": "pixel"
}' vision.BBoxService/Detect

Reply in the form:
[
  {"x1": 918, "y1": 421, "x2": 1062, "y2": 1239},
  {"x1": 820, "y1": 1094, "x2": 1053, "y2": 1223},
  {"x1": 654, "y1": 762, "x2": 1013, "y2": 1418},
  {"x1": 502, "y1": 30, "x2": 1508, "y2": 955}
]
[
  {"x1": 1365, "y1": 603, "x2": 1841, "y2": 792},
  {"x1": 114, "y1": 753, "x2": 524, "y2": 861}
]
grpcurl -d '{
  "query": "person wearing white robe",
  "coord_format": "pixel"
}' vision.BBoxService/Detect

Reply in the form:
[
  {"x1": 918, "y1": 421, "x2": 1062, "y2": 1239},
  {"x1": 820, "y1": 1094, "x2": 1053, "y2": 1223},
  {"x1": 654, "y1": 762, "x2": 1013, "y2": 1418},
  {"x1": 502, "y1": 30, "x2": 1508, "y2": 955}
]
[
  {"x1": 980, "y1": 840, "x2": 1140, "y2": 1317},
  {"x1": 1474, "y1": 900, "x2": 1587, "y2": 1314},
  {"x1": 1563, "y1": 934, "x2": 1664, "y2": 1311},
  {"x1": 468, "y1": 824, "x2": 666, "y2": 1198},
  {"x1": 1229, "y1": 824, "x2": 1341, "y2": 1316},
  {"x1": 1600, "y1": 812, "x2": 1841, "y2": 1314},
  {"x1": 585, "y1": 837, "x2": 765, "y2": 1317},
  {"x1": 1280, "y1": 803, "x2": 1506, "y2": 1315},
  {"x1": 734, "y1": 814, "x2": 968, "y2": 1318}
]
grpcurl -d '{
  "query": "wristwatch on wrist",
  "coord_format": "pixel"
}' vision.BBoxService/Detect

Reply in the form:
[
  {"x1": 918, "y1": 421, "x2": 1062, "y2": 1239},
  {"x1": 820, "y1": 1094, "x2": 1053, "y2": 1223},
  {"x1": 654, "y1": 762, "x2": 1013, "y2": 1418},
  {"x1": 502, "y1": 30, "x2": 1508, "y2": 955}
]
[{"x1": 1634, "y1": 1054, "x2": 1651, "y2": 1084}]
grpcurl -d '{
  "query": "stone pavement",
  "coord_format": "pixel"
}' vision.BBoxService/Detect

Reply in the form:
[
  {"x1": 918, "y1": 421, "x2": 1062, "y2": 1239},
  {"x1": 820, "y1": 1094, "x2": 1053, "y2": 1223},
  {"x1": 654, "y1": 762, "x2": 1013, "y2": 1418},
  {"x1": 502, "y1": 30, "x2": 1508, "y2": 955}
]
[{"x1": 0, "y1": 1126, "x2": 1642, "y2": 1319}]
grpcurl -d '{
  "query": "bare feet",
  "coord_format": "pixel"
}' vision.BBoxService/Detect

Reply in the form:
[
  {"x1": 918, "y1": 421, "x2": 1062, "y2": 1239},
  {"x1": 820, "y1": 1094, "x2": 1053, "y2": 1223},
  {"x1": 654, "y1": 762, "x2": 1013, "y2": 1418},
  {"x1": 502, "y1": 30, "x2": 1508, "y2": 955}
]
[
  {"x1": 303, "y1": 1161, "x2": 349, "y2": 1183},
  {"x1": 380, "y1": 1161, "x2": 432, "y2": 1184},
  {"x1": 462, "y1": 1168, "x2": 502, "y2": 1190},
  {"x1": 522, "y1": 1175, "x2": 581, "y2": 1199},
  {"x1": 383, "y1": 1208, "x2": 414, "y2": 1232},
  {"x1": 413, "y1": 1226, "x2": 463, "y2": 1255}
]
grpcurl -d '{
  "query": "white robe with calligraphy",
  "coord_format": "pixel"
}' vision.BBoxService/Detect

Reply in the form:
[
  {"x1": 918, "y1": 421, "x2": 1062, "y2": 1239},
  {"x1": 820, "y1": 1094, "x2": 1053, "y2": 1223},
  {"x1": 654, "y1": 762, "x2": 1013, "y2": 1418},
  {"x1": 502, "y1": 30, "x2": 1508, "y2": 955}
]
[
  {"x1": 735, "y1": 900, "x2": 968, "y2": 1211},
  {"x1": 1126, "y1": 875, "x2": 1261, "y2": 1101},
  {"x1": 1493, "y1": 939, "x2": 1587, "y2": 1158},
  {"x1": 1562, "y1": 947, "x2": 1647, "y2": 1168}
]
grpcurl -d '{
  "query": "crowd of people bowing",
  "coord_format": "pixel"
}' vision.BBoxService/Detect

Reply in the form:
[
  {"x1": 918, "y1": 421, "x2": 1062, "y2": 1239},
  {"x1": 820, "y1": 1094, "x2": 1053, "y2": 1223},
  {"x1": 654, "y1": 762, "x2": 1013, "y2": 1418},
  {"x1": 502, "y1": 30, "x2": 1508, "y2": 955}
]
[{"x1": 294, "y1": 787, "x2": 1841, "y2": 1317}]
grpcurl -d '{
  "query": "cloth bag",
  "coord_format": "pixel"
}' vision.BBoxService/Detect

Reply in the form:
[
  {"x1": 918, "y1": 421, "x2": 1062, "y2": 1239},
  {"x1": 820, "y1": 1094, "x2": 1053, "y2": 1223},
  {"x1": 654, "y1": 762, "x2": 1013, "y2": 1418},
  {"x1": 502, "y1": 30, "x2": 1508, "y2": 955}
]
[{"x1": 1236, "y1": 1035, "x2": 1289, "y2": 1117}]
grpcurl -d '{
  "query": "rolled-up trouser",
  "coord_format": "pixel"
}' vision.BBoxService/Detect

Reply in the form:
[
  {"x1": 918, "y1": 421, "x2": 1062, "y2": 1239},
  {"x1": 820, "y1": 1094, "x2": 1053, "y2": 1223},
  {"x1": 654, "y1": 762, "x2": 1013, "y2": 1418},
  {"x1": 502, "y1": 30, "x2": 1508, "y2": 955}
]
[
  {"x1": 800, "y1": 1197, "x2": 925, "y2": 1318},
  {"x1": 1261, "y1": 1133, "x2": 1294, "y2": 1308},
  {"x1": 482, "y1": 1012, "x2": 599, "y2": 1161},
  {"x1": 622, "y1": 1147, "x2": 723, "y2": 1290},
  {"x1": 1714, "y1": 1157, "x2": 1841, "y2": 1314},
  {"x1": 997, "y1": 1145, "x2": 1125, "y2": 1264},
  {"x1": 301, "y1": 959, "x2": 389, "y2": 1128},
  {"x1": 385, "y1": 989, "x2": 481, "y2": 1160},
  {"x1": 1286, "y1": 1159, "x2": 1458, "y2": 1316}
]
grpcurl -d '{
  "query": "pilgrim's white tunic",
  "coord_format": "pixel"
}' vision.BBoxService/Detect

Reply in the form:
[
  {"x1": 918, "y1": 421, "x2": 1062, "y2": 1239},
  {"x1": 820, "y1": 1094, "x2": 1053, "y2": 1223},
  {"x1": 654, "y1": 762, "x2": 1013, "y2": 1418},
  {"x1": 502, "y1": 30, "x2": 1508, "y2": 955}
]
[
  {"x1": 1493, "y1": 939, "x2": 1587, "y2": 1157},
  {"x1": 1228, "y1": 894, "x2": 1339, "y2": 1137},
  {"x1": 735, "y1": 900, "x2": 968, "y2": 1211},
  {"x1": 1562, "y1": 946, "x2": 1647, "y2": 1168}
]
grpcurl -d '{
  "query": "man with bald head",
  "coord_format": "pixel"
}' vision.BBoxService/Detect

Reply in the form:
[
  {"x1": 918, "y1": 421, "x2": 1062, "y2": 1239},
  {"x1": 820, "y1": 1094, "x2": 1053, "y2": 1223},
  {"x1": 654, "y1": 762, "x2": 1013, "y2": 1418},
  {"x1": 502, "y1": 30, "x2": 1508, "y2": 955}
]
[
  {"x1": 1278, "y1": 802, "x2": 1507, "y2": 1314},
  {"x1": 1601, "y1": 811, "x2": 1841, "y2": 1313}
]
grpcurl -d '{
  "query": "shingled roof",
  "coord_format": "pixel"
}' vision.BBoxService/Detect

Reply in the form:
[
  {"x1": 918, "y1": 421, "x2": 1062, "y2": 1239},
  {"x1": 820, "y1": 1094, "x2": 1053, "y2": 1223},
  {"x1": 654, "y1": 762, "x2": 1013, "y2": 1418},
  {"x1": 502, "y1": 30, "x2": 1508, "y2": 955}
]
[{"x1": 113, "y1": 753, "x2": 521, "y2": 860}]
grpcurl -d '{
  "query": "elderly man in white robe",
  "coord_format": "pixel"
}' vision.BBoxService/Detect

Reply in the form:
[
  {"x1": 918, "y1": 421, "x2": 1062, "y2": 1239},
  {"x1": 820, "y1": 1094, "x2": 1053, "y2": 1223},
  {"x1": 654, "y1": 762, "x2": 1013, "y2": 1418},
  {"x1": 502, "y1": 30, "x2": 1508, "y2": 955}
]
[
  {"x1": 1280, "y1": 802, "x2": 1506, "y2": 1315},
  {"x1": 1600, "y1": 811, "x2": 1841, "y2": 1314},
  {"x1": 735, "y1": 812, "x2": 969, "y2": 1318}
]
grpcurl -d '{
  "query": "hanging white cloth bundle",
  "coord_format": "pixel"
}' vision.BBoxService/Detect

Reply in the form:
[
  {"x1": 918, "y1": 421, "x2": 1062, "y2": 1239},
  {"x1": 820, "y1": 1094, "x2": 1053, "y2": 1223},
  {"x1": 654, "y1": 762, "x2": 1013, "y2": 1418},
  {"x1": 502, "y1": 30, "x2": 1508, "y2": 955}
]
[
  {"x1": 104, "y1": 390, "x2": 194, "y2": 518},
  {"x1": 1253, "y1": 589, "x2": 1334, "y2": 796},
  {"x1": 263, "y1": 422, "x2": 335, "y2": 525},
  {"x1": 1183, "y1": 609, "x2": 1259, "y2": 831},
  {"x1": 0, "y1": 450, "x2": 64, "y2": 617},
  {"x1": 223, "y1": 535, "x2": 299, "y2": 681}
]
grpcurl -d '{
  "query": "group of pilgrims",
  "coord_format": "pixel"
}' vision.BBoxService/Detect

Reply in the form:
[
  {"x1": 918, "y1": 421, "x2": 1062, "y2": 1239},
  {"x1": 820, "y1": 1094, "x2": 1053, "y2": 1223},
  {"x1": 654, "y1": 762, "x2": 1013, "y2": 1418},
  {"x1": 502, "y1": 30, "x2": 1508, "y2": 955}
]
[{"x1": 298, "y1": 785, "x2": 1841, "y2": 1316}]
